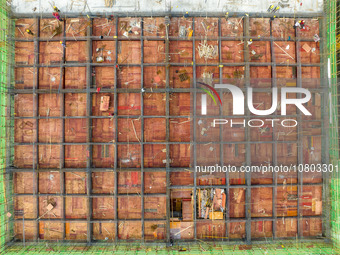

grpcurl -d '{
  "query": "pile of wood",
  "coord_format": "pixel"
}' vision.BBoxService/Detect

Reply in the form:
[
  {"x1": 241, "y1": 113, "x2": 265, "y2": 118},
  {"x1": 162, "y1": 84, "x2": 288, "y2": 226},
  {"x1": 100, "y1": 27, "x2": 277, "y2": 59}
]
[
  {"x1": 198, "y1": 188, "x2": 226, "y2": 219},
  {"x1": 197, "y1": 40, "x2": 218, "y2": 60}
]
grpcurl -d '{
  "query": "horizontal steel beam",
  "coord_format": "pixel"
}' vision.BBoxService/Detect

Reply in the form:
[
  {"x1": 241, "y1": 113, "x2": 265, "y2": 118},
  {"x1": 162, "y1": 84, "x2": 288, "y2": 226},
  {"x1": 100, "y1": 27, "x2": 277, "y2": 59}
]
[
  {"x1": 13, "y1": 218, "x2": 167, "y2": 223},
  {"x1": 169, "y1": 183, "x2": 322, "y2": 189},
  {"x1": 7, "y1": 167, "x2": 181, "y2": 172},
  {"x1": 13, "y1": 140, "x2": 322, "y2": 145},
  {"x1": 10, "y1": 87, "x2": 328, "y2": 94},
  {"x1": 13, "y1": 115, "x2": 324, "y2": 121},
  {"x1": 9, "y1": 236, "x2": 330, "y2": 246},
  {"x1": 13, "y1": 214, "x2": 322, "y2": 223},
  {"x1": 11, "y1": 12, "x2": 323, "y2": 19},
  {"x1": 11, "y1": 36, "x2": 319, "y2": 42},
  {"x1": 13, "y1": 193, "x2": 166, "y2": 197},
  {"x1": 13, "y1": 62, "x2": 322, "y2": 68}
]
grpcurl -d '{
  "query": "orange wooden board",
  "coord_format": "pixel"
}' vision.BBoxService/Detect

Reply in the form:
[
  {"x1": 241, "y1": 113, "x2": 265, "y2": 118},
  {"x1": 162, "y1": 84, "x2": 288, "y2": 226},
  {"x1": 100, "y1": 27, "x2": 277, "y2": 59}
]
[
  {"x1": 229, "y1": 188, "x2": 246, "y2": 218},
  {"x1": 39, "y1": 172, "x2": 61, "y2": 193},
  {"x1": 170, "y1": 144, "x2": 190, "y2": 167},
  {"x1": 40, "y1": 19, "x2": 64, "y2": 38},
  {"x1": 143, "y1": 18, "x2": 166, "y2": 37},
  {"x1": 92, "y1": 145, "x2": 115, "y2": 168},
  {"x1": 14, "y1": 172, "x2": 34, "y2": 194},
  {"x1": 169, "y1": 118, "x2": 190, "y2": 142},
  {"x1": 39, "y1": 42, "x2": 63, "y2": 64},
  {"x1": 65, "y1": 172, "x2": 86, "y2": 194},
  {"x1": 93, "y1": 41, "x2": 116, "y2": 64},
  {"x1": 93, "y1": 18, "x2": 116, "y2": 36},
  {"x1": 144, "y1": 144, "x2": 166, "y2": 168},
  {"x1": 65, "y1": 67, "x2": 86, "y2": 89},
  {"x1": 15, "y1": 42, "x2": 35, "y2": 65},
  {"x1": 15, "y1": 67, "x2": 34, "y2": 89},
  {"x1": 65, "y1": 145, "x2": 87, "y2": 168},
  {"x1": 94, "y1": 67, "x2": 115, "y2": 88},
  {"x1": 15, "y1": 119, "x2": 37, "y2": 143},
  {"x1": 144, "y1": 221, "x2": 166, "y2": 240},
  {"x1": 15, "y1": 221, "x2": 37, "y2": 240},
  {"x1": 170, "y1": 172, "x2": 193, "y2": 186},
  {"x1": 39, "y1": 196, "x2": 63, "y2": 219},
  {"x1": 15, "y1": 19, "x2": 37, "y2": 38},
  {"x1": 14, "y1": 145, "x2": 36, "y2": 168},
  {"x1": 117, "y1": 145, "x2": 141, "y2": 168},
  {"x1": 14, "y1": 196, "x2": 37, "y2": 219},
  {"x1": 38, "y1": 145, "x2": 61, "y2": 168},
  {"x1": 65, "y1": 222, "x2": 87, "y2": 240},
  {"x1": 65, "y1": 93, "x2": 87, "y2": 116},
  {"x1": 92, "y1": 172, "x2": 115, "y2": 194},
  {"x1": 118, "y1": 172, "x2": 141, "y2": 194},
  {"x1": 39, "y1": 119, "x2": 62, "y2": 143},
  {"x1": 144, "y1": 196, "x2": 166, "y2": 219},
  {"x1": 272, "y1": 18, "x2": 295, "y2": 39},
  {"x1": 65, "y1": 18, "x2": 88, "y2": 37},
  {"x1": 93, "y1": 197, "x2": 115, "y2": 219},
  {"x1": 117, "y1": 118, "x2": 141, "y2": 142},
  {"x1": 251, "y1": 187, "x2": 273, "y2": 217},
  {"x1": 144, "y1": 172, "x2": 166, "y2": 194},
  {"x1": 169, "y1": 41, "x2": 193, "y2": 63},
  {"x1": 65, "y1": 119, "x2": 87, "y2": 142},
  {"x1": 118, "y1": 196, "x2": 141, "y2": 219},
  {"x1": 144, "y1": 41, "x2": 165, "y2": 63},
  {"x1": 39, "y1": 222, "x2": 63, "y2": 240},
  {"x1": 92, "y1": 118, "x2": 115, "y2": 142},
  {"x1": 66, "y1": 41, "x2": 88, "y2": 62},
  {"x1": 118, "y1": 221, "x2": 142, "y2": 240},
  {"x1": 197, "y1": 221, "x2": 226, "y2": 239},
  {"x1": 117, "y1": 67, "x2": 141, "y2": 89},
  {"x1": 169, "y1": 66, "x2": 192, "y2": 88},
  {"x1": 93, "y1": 222, "x2": 116, "y2": 240},
  {"x1": 144, "y1": 66, "x2": 166, "y2": 88},
  {"x1": 39, "y1": 94, "x2": 61, "y2": 116},
  {"x1": 249, "y1": 18, "x2": 270, "y2": 37},
  {"x1": 251, "y1": 221, "x2": 272, "y2": 238},
  {"x1": 143, "y1": 93, "x2": 166, "y2": 115},
  {"x1": 65, "y1": 197, "x2": 88, "y2": 219},
  {"x1": 144, "y1": 118, "x2": 166, "y2": 142}
]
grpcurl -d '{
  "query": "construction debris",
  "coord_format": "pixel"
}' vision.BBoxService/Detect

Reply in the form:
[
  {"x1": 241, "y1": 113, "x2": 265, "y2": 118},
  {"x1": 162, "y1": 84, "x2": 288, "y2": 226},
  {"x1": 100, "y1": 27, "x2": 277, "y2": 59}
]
[
  {"x1": 197, "y1": 41, "x2": 218, "y2": 60},
  {"x1": 302, "y1": 43, "x2": 312, "y2": 52},
  {"x1": 100, "y1": 96, "x2": 110, "y2": 111}
]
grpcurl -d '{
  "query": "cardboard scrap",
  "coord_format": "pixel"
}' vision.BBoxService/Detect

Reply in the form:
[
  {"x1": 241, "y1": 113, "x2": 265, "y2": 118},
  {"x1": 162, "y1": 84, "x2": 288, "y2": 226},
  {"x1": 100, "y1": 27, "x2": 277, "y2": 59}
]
[
  {"x1": 315, "y1": 201, "x2": 322, "y2": 215},
  {"x1": 302, "y1": 43, "x2": 311, "y2": 53},
  {"x1": 46, "y1": 203, "x2": 54, "y2": 211},
  {"x1": 209, "y1": 211, "x2": 223, "y2": 220},
  {"x1": 100, "y1": 96, "x2": 110, "y2": 111}
]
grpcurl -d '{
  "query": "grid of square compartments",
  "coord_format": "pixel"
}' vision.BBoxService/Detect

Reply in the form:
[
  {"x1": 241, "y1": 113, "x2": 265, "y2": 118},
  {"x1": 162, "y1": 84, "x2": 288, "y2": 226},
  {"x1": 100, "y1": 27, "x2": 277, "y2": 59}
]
[{"x1": 12, "y1": 16, "x2": 326, "y2": 242}]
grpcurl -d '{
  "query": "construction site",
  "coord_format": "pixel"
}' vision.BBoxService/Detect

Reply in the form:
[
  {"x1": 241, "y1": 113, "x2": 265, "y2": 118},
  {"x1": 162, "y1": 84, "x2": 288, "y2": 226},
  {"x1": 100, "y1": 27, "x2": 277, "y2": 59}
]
[{"x1": 0, "y1": 0, "x2": 340, "y2": 253}]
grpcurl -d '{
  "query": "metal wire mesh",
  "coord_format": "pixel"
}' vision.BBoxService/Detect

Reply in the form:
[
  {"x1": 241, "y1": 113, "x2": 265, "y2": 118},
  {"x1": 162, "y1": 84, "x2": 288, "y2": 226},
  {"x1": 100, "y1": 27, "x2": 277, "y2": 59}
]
[{"x1": 0, "y1": 0, "x2": 340, "y2": 253}]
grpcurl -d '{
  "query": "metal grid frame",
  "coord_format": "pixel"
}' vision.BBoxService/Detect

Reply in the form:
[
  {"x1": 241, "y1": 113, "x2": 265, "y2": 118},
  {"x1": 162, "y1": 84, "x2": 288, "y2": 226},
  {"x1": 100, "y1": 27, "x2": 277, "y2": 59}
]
[{"x1": 8, "y1": 13, "x2": 330, "y2": 245}]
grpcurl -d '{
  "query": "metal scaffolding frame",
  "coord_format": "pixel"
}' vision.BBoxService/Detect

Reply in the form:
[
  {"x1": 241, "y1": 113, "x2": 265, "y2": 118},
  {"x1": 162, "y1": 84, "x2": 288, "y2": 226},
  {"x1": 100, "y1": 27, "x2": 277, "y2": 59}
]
[{"x1": 6, "y1": 12, "x2": 331, "y2": 246}]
